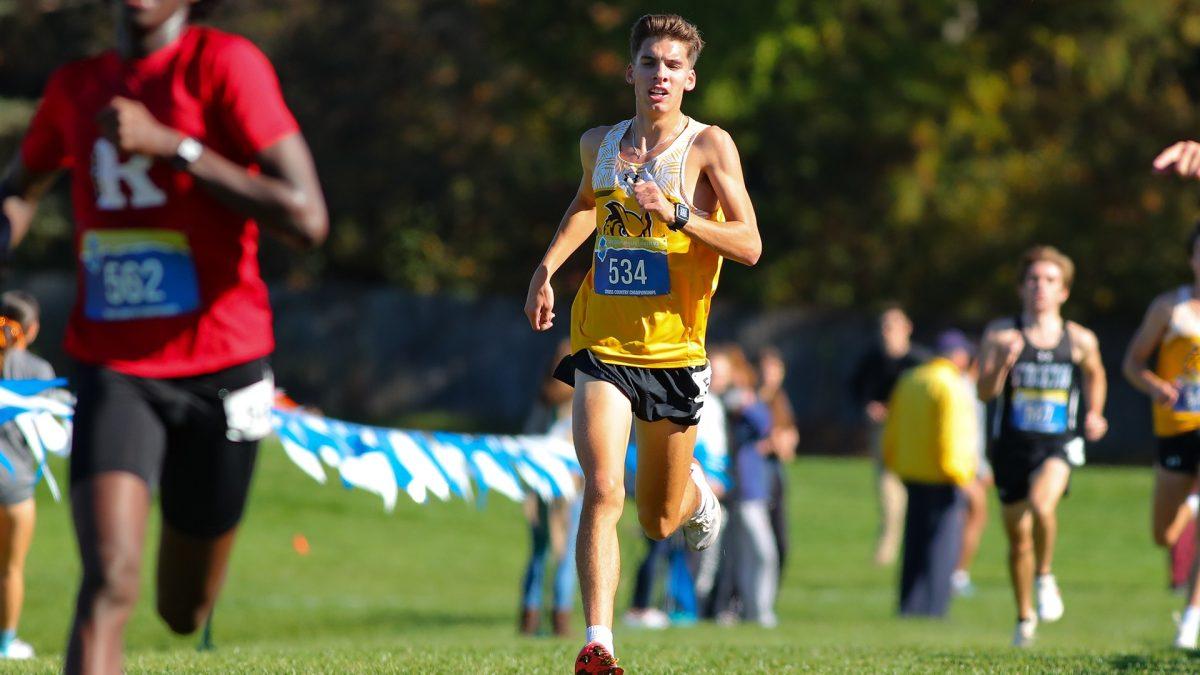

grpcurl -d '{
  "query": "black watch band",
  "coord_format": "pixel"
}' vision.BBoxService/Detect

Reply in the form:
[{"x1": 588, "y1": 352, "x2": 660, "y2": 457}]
[{"x1": 669, "y1": 202, "x2": 691, "y2": 232}]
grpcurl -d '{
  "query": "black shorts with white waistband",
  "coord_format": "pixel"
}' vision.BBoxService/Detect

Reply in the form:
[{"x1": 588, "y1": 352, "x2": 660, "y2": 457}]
[
  {"x1": 988, "y1": 437, "x2": 1072, "y2": 505},
  {"x1": 1158, "y1": 430, "x2": 1200, "y2": 475},
  {"x1": 553, "y1": 349, "x2": 710, "y2": 426},
  {"x1": 70, "y1": 358, "x2": 268, "y2": 538}
]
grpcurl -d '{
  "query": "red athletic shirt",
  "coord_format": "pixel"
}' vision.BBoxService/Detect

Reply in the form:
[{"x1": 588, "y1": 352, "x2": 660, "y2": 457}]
[{"x1": 20, "y1": 27, "x2": 298, "y2": 378}]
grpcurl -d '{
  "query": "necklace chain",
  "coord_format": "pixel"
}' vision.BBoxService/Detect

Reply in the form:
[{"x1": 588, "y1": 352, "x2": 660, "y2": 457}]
[{"x1": 628, "y1": 116, "x2": 688, "y2": 161}]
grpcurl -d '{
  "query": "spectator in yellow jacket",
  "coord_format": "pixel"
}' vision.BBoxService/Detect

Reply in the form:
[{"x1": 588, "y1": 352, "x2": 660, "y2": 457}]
[{"x1": 883, "y1": 330, "x2": 978, "y2": 617}]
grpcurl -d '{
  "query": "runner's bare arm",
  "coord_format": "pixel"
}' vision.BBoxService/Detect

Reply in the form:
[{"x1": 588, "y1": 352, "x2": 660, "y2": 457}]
[
  {"x1": 1122, "y1": 294, "x2": 1177, "y2": 406},
  {"x1": 1071, "y1": 323, "x2": 1108, "y2": 441},
  {"x1": 630, "y1": 126, "x2": 760, "y2": 266},
  {"x1": 524, "y1": 128, "x2": 605, "y2": 331},
  {"x1": 96, "y1": 96, "x2": 328, "y2": 249},
  {"x1": 976, "y1": 319, "x2": 1022, "y2": 401},
  {"x1": 0, "y1": 157, "x2": 60, "y2": 249}
]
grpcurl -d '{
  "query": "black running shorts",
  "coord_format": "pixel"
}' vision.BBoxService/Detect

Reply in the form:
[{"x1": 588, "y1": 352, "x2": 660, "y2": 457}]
[
  {"x1": 1158, "y1": 430, "x2": 1200, "y2": 476},
  {"x1": 988, "y1": 438, "x2": 1071, "y2": 505},
  {"x1": 553, "y1": 349, "x2": 710, "y2": 426},
  {"x1": 70, "y1": 358, "x2": 269, "y2": 537}
]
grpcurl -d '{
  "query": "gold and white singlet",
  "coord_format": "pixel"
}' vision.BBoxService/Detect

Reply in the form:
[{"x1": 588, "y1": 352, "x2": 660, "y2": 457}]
[
  {"x1": 569, "y1": 118, "x2": 724, "y2": 368},
  {"x1": 1154, "y1": 286, "x2": 1200, "y2": 436}
]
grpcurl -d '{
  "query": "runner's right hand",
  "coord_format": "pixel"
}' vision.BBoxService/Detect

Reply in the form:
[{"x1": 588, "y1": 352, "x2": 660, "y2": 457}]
[
  {"x1": 525, "y1": 267, "x2": 555, "y2": 331},
  {"x1": 865, "y1": 401, "x2": 888, "y2": 424},
  {"x1": 1151, "y1": 380, "x2": 1179, "y2": 407},
  {"x1": 1001, "y1": 332, "x2": 1025, "y2": 367}
]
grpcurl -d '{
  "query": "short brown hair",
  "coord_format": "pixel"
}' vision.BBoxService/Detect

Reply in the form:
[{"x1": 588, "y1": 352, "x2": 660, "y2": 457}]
[
  {"x1": 630, "y1": 14, "x2": 704, "y2": 65},
  {"x1": 1019, "y1": 245, "x2": 1075, "y2": 289}
]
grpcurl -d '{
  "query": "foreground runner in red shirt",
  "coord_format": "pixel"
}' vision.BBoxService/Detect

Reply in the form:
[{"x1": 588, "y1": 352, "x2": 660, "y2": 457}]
[{"x1": 0, "y1": 1, "x2": 327, "y2": 671}]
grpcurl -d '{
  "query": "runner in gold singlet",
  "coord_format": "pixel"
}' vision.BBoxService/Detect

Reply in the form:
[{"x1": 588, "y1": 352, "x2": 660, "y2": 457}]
[
  {"x1": 1123, "y1": 222, "x2": 1200, "y2": 649},
  {"x1": 523, "y1": 14, "x2": 760, "y2": 675}
]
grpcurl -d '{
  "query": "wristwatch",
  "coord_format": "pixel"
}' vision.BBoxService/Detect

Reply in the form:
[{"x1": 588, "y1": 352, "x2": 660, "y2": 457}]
[
  {"x1": 669, "y1": 202, "x2": 690, "y2": 232},
  {"x1": 173, "y1": 136, "x2": 203, "y2": 169}
]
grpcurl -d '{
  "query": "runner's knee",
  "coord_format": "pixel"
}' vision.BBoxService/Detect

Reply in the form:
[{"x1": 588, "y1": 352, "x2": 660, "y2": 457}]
[
  {"x1": 82, "y1": 552, "x2": 141, "y2": 613},
  {"x1": 583, "y1": 475, "x2": 624, "y2": 513},
  {"x1": 1154, "y1": 519, "x2": 1182, "y2": 548},
  {"x1": 1030, "y1": 499, "x2": 1057, "y2": 523},
  {"x1": 1154, "y1": 528, "x2": 1176, "y2": 548}
]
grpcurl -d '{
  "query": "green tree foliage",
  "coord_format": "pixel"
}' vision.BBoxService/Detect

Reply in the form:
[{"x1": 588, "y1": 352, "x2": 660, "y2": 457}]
[{"x1": 3, "y1": 0, "x2": 1200, "y2": 321}]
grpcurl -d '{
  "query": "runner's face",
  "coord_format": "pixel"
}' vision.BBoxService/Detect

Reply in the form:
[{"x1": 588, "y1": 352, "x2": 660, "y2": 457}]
[
  {"x1": 113, "y1": 0, "x2": 193, "y2": 33},
  {"x1": 626, "y1": 38, "x2": 696, "y2": 115},
  {"x1": 879, "y1": 309, "x2": 911, "y2": 354},
  {"x1": 1021, "y1": 260, "x2": 1069, "y2": 313}
]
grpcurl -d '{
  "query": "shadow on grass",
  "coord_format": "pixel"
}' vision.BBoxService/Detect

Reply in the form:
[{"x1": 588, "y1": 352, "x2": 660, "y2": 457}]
[
  {"x1": 331, "y1": 607, "x2": 508, "y2": 632},
  {"x1": 1106, "y1": 651, "x2": 1200, "y2": 671}
]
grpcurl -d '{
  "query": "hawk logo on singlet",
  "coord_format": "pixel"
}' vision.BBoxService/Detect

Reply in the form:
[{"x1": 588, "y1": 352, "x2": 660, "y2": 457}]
[
  {"x1": 1186, "y1": 346, "x2": 1200, "y2": 374},
  {"x1": 600, "y1": 201, "x2": 652, "y2": 238},
  {"x1": 91, "y1": 139, "x2": 166, "y2": 210}
]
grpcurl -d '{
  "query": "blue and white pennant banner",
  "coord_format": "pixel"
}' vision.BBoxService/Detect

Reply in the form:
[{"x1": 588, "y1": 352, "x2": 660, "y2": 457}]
[{"x1": 0, "y1": 380, "x2": 728, "y2": 510}]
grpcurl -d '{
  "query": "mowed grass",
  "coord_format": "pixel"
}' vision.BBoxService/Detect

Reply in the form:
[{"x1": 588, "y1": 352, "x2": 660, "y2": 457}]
[{"x1": 6, "y1": 445, "x2": 1200, "y2": 673}]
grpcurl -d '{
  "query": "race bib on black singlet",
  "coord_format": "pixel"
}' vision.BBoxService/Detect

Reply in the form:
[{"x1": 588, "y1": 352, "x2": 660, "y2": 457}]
[
  {"x1": 593, "y1": 235, "x2": 670, "y2": 296},
  {"x1": 81, "y1": 230, "x2": 200, "y2": 321},
  {"x1": 1010, "y1": 388, "x2": 1070, "y2": 434}
]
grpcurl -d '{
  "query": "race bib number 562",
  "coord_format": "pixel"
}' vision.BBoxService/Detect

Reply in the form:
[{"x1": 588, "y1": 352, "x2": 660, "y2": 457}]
[{"x1": 81, "y1": 229, "x2": 200, "y2": 321}]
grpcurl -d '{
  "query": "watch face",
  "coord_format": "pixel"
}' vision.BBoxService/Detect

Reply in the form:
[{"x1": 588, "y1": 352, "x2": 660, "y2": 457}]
[{"x1": 675, "y1": 203, "x2": 690, "y2": 221}]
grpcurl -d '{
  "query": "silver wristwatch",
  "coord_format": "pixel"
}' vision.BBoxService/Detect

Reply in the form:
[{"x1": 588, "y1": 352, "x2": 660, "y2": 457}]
[{"x1": 174, "y1": 136, "x2": 203, "y2": 169}]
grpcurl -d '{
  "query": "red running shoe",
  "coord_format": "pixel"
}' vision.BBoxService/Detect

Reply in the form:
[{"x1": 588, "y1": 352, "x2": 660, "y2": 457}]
[{"x1": 574, "y1": 642, "x2": 623, "y2": 674}]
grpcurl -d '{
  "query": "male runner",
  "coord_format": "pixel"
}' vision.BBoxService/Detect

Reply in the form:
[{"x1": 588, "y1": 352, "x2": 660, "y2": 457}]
[
  {"x1": 977, "y1": 246, "x2": 1107, "y2": 647},
  {"x1": 1123, "y1": 223, "x2": 1200, "y2": 648},
  {"x1": 524, "y1": 13, "x2": 759, "y2": 674},
  {"x1": 0, "y1": 1, "x2": 327, "y2": 671}
]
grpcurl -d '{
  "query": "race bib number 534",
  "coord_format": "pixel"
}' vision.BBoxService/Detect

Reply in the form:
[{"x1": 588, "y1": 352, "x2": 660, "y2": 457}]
[
  {"x1": 594, "y1": 235, "x2": 670, "y2": 296},
  {"x1": 81, "y1": 229, "x2": 201, "y2": 321}
]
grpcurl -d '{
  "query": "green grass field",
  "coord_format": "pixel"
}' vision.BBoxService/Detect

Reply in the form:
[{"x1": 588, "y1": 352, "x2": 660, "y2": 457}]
[{"x1": 7, "y1": 446, "x2": 1200, "y2": 673}]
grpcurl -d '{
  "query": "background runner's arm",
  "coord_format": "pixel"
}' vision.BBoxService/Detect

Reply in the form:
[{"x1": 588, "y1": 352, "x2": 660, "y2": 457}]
[
  {"x1": 1074, "y1": 325, "x2": 1108, "y2": 439},
  {"x1": 1122, "y1": 296, "x2": 1177, "y2": 405},
  {"x1": 96, "y1": 97, "x2": 328, "y2": 249},
  {"x1": 661, "y1": 127, "x2": 760, "y2": 266},
  {"x1": 0, "y1": 157, "x2": 60, "y2": 250},
  {"x1": 976, "y1": 323, "x2": 1020, "y2": 401}
]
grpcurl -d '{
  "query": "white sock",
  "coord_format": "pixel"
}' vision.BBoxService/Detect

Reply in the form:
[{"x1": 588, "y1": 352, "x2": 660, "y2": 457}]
[
  {"x1": 585, "y1": 625, "x2": 614, "y2": 654},
  {"x1": 1183, "y1": 605, "x2": 1200, "y2": 626},
  {"x1": 1188, "y1": 494, "x2": 1199, "y2": 516}
]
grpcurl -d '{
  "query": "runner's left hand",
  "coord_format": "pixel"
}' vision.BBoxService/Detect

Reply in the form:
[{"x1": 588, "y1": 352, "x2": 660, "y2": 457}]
[
  {"x1": 631, "y1": 176, "x2": 675, "y2": 225},
  {"x1": 96, "y1": 96, "x2": 182, "y2": 159},
  {"x1": 1083, "y1": 410, "x2": 1108, "y2": 442}
]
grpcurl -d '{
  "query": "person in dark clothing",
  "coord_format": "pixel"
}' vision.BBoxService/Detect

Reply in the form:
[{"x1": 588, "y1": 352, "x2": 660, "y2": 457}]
[{"x1": 850, "y1": 305, "x2": 928, "y2": 565}]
